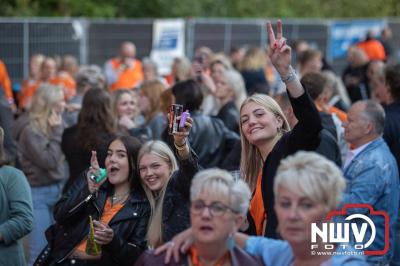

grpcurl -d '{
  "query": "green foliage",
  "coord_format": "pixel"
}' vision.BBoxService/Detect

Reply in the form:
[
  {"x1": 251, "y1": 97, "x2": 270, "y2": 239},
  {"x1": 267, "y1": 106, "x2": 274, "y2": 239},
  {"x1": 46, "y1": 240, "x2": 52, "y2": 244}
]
[{"x1": 1, "y1": 0, "x2": 399, "y2": 17}]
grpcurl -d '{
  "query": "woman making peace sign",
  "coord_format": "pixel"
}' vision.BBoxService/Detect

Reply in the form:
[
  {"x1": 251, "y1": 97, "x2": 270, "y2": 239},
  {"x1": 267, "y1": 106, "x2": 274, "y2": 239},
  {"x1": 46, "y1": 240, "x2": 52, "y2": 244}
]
[{"x1": 239, "y1": 20, "x2": 322, "y2": 237}]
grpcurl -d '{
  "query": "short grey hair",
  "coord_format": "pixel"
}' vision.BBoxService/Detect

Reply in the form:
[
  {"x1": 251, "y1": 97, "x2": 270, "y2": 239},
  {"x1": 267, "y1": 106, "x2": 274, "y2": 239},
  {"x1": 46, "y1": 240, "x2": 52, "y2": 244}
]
[
  {"x1": 190, "y1": 169, "x2": 251, "y2": 215},
  {"x1": 274, "y1": 151, "x2": 346, "y2": 212},
  {"x1": 75, "y1": 65, "x2": 105, "y2": 92},
  {"x1": 360, "y1": 100, "x2": 386, "y2": 135},
  {"x1": 222, "y1": 69, "x2": 247, "y2": 110},
  {"x1": 142, "y1": 57, "x2": 159, "y2": 76}
]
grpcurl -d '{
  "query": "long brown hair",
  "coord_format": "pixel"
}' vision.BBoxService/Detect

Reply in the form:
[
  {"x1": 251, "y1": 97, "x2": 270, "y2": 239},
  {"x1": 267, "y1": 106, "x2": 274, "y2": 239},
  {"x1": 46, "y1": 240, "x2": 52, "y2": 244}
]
[
  {"x1": 140, "y1": 80, "x2": 165, "y2": 123},
  {"x1": 77, "y1": 88, "x2": 117, "y2": 152}
]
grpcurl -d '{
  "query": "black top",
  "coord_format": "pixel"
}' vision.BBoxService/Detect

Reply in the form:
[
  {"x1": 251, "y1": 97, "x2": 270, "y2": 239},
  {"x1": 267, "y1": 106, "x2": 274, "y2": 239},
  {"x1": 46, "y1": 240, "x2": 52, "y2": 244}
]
[
  {"x1": 163, "y1": 113, "x2": 239, "y2": 169},
  {"x1": 316, "y1": 128, "x2": 342, "y2": 167},
  {"x1": 61, "y1": 125, "x2": 113, "y2": 192},
  {"x1": 36, "y1": 173, "x2": 150, "y2": 266},
  {"x1": 342, "y1": 63, "x2": 370, "y2": 102},
  {"x1": 241, "y1": 69, "x2": 269, "y2": 95},
  {"x1": 384, "y1": 102, "x2": 400, "y2": 177},
  {"x1": 262, "y1": 91, "x2": 322, "y2": 238},
  {"x1": 216, "y1": 101, "x2": 240, "y2": 134},
  {"x1": 161, "y1": 148, "x2": 200, "y2": 242}
]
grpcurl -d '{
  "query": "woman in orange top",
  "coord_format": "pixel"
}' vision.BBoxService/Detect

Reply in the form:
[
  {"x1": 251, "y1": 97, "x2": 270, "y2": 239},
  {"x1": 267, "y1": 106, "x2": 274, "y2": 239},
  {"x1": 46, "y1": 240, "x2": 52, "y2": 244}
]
[
  {"x1": 35, "y1": 135, "x2": 150, "y2": 266},
  {"x1": 238, "y1": 20, "x2": 322, "y2": 238}
]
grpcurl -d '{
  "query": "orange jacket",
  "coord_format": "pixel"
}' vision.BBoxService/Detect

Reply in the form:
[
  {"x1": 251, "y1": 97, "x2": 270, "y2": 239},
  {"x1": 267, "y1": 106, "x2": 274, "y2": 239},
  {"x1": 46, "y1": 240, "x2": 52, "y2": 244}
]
[
  {"x1": 0, "y1": 60, "x2": 13, "y2": 102},
  {"x1": 109, "y1": 59, "x2": 144, "y2": 91},
  {"x1": 356, "y1": 40, "x2": 386, "y2": 61}
]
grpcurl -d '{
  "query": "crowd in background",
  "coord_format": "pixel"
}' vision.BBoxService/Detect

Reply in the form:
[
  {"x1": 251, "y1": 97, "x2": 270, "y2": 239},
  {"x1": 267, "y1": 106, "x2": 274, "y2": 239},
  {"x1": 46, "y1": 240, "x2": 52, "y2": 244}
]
[{"x1": 0, "y1": 20, "x2": 399, "y2": 266}]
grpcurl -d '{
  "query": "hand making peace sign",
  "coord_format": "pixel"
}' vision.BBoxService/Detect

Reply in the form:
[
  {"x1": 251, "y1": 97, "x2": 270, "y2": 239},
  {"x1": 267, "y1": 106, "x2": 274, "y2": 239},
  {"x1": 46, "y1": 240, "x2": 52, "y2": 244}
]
[
  {"x1": 267, "y1": 19, "x2": 305, "y2": 98},
  {"x1": 267, "y1": 19, "x2": 292, "y2": 78}
]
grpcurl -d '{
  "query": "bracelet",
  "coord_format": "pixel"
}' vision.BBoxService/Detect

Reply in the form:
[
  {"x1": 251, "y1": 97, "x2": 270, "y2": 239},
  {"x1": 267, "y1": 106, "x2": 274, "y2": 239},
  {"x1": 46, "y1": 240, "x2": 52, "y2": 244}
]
[
  {"x1": 174, "y1": 140, "x2": 187, "y2": 151},
  {"x1": 280, "y1": 66, "x2": 297, "y2": 83}
]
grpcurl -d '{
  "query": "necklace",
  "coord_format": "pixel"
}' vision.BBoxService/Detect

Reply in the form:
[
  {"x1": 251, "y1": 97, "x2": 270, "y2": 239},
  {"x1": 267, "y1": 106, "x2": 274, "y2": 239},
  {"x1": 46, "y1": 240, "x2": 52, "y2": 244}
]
[{"x1": 111, "y1": 191, "x2": 130, "y2": 205}]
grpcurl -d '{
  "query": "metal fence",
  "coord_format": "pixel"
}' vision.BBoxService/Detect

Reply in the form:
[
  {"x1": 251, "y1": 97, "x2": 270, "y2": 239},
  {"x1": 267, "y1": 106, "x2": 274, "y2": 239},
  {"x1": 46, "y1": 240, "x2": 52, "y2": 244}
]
[{"x1": 1, "y1": 17, "x2": 399, "y2": 84}]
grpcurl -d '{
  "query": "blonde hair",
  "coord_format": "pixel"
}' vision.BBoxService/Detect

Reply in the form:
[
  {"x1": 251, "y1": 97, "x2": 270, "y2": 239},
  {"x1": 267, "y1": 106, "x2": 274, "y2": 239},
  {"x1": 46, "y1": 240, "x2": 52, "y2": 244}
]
[
  {"x1": 240, "y1": 47, "x2": 267, "y2": 71},
  {"x1": 210, "y1": 53, "x2": 232, "y2": 70},
  {"x1": 29, "y1": 84, "x2": 64, "y2": 137},
  {"x1": 274, "y1": 151, "x2": 346, "y2": 212},
  {"x1": 174, "y1": 57, "x2": 192, "y2": 82},
  {"x1": 112, "y1": 89, "x2": 138, "y2": 118},
  {"x1": 239, "y1": 94, "x2": 290, "y2": 191},
  {"x1": 138, "y1": 141, "x2": 178, "y2": 248},
  {"x1": 222, "y1": 69, "x2": 247, "y2": 110},
  {"x1": 190, "y1": 168, "x2": 251, "y2": 215},
  {"x1": 140, "y1": 80, "x2": 165, "y2": 123}
]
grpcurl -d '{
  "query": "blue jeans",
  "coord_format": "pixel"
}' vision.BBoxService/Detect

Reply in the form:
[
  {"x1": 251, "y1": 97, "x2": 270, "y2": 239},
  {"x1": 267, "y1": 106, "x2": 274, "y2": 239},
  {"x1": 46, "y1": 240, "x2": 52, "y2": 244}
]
[{"x1": 28, "y1": 183, "x2": 62, "y2": 266}]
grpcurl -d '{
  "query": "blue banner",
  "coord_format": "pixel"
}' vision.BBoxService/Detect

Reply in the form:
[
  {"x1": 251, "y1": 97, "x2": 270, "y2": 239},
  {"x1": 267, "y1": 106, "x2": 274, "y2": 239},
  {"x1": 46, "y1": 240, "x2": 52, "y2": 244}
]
[{"x1": 329, "y1": 20, "x2": 386, "y2": 59}]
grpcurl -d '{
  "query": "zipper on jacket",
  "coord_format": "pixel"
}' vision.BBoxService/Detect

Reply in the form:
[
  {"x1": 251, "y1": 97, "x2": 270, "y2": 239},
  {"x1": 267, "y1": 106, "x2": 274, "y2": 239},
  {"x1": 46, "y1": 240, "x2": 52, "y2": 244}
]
[
  {"x1": 68, "y1": 194, "x2": 93, "y2": 214},
  {"x1": 58, "y1": 193, "x2": 97, "y2": 263}
]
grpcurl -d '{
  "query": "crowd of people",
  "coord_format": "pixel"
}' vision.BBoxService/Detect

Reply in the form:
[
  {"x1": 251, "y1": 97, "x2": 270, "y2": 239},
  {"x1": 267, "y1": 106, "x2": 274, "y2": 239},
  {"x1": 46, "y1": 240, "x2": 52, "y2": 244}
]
[{"x1": 0, "y1": 19, "x2": 399, "y2": 266}]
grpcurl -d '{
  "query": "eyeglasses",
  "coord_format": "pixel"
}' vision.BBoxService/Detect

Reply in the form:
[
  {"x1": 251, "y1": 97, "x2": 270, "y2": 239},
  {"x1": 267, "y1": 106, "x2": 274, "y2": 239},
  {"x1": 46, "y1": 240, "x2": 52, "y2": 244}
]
[{"x1": 191, "y1": 200, "x2": 237, "y2": 217}]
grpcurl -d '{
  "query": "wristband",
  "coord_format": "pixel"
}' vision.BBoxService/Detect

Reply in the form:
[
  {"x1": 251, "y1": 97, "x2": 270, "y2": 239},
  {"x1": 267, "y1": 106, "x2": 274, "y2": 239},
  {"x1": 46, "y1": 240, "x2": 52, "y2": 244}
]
[
  {"x1": 281, "y1": 66, "x2": 297, "y2": 83},
  {"x1": 174, "y1": 140, "x2": 187, "y2": 151}
]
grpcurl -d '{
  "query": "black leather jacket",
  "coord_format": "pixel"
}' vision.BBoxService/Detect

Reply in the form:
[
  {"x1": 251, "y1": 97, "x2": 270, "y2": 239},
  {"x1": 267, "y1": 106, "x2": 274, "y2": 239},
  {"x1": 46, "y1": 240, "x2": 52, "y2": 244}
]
[
  {"x1": 216, "y1": 101, "x2": 240, "y2": 134},
  {"x1": 178, "y1": 112, "x2": 239, "y2": 168},
  {"x1": 35, "y1": 172, "x2": 150, "y2": 266},
  {"x1": 161, "y1": 149, "x2": 200, "y2": 242}
]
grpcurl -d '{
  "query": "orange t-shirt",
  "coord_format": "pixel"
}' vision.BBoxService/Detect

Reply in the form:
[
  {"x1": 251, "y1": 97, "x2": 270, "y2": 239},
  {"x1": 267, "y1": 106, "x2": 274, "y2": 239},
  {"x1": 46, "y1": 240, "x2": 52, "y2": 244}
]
[
  {"x1": 18, "y1": 76, "x2": 73, "y2": 109},
  {"x1": 110, "y1": 59, "x2": 144, "y2": 91},
  {"x1": 249, "y1": 171, "x2": 266, "y2": 236},
  {"x1": 356, "y1": 40, "x2": 386, "y2": 61},
  {"x1": 57, "y1": 71, "x2": 76, "y2": 101},
  {"x1": 0, "y1": 60, "x2": 13, "y2": 101},
  {"x1": 18, "y1": 79, "x2": 41, "y2": 109},
  {"x1": 189, "y1": 246, "x2": 230, "y2": 266},
  {"x1": 76, "y1": 198, "x2": 124, "y2": 253}
]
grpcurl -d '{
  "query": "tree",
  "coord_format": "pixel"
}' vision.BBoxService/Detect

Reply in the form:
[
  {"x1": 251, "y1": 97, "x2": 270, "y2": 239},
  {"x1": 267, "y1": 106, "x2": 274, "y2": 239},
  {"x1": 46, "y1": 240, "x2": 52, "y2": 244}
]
[{"x1": 1, "y1": 0, "x2": 399, "y2": 18}]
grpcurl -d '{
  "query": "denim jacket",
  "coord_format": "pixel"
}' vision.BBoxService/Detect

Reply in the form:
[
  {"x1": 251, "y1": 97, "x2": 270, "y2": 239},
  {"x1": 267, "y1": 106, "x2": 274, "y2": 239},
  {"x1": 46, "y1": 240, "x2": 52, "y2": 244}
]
[{"x1": 341, "y1": 137, "x2": 399, "y2": 265}]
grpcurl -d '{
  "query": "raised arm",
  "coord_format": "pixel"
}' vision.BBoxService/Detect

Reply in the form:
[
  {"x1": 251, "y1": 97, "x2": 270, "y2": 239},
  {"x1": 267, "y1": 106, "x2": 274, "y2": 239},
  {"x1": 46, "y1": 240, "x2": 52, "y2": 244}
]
[
  {"x1": 267, "y1": 20, "x2": 304, "y2": 98},
  {"x1": 171, "y1": 116, "x2": 200, "y2": 199},
  {"x1": 54, "y1": 151, "x2": 108, "y2": 223},
  {"x1": 267, "y1": 20, "x2": 322, "y2": 153}
]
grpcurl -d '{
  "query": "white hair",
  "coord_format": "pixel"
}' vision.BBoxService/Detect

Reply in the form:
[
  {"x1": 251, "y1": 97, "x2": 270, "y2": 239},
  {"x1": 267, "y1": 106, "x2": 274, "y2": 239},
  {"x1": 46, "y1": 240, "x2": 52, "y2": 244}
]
[
  {"x1": 190, "y1": 168, "x2": 251, "y2": 215},
  {"x1": 274, "y1": 151, "x2": 346, "y2": 211},
  {"x1": 222, "y1": 69, "x2": 247, "y2": 110}
]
